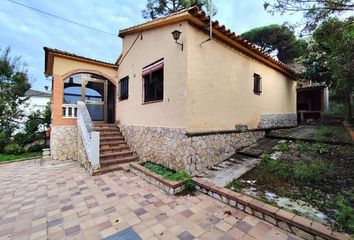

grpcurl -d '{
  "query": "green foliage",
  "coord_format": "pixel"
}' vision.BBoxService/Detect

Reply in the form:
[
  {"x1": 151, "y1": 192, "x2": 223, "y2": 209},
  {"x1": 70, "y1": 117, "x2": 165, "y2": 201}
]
[
  {"x1": 142, "y1": 0, "x2": 216, "y2": 19},
  {"x1": 260, "y1": 154, "x2": 290, "y2": 179},
  {"x1": 241, "y1": 24, "x2": 307, "y2": 63},
  {"x1": 183, "y1": 179, "x2": 195, "y2": 191},
  {"x1": 324, "y1": 103, "x2": 346, "y2": 118},
  {"x1": 276, "y1": 141, "x2": 289, "y2": 151},
  {"x1": 300, "y1": 17, "x2": 354, "y2": 121},
  {"x1": 0, "y1": 47, "x2": 31, "y2": 152},
  {"x1": 26, "y1": 143, "x2": 48, "y2": 153},
  {"x1": 3, "y1": 144, "x2": 22, "y2": 155},
  {"x1": 312, "y1": 143, "x2": 329, "y2": 154},
  {"x1": 313, "y1": 126, "x2": 332, "y2": 141},
  {"x1": 263, "y1": 0, "x2": 354, "y2": 33},
  {"x1": 296, "y1": 140, "x2": 310, "y2": 152},
  {"x1": 335, "y1": 195, "x2": 354, "y2": 233},
  {"x1": 13, "y1": 111, "x2": 43, "y2": 151},
  {"x1": 226, "y1": 179, "x2": 244, "y2": 190},
  {"x1": 293, "y1": 159, "x2": 330, "y2": 184},
  {"x1": 143, "y1": 162, "x2": 190, "y2": 181},
  {"x1": 0, "y1": 151, "x2": 41, "y2": 162}
]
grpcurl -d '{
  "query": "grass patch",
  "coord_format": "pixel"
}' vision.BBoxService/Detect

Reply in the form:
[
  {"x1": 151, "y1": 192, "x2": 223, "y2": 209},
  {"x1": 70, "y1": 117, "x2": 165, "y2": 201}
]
[
  {"x1": 335, "y1": 195, "x2": 354, "y2": 233},
  {"x1": 226, "y1": 179, "x2": 244, "y2": 190},
  {"x1": 314, "y1": 126, "x2": 332, "y2": 141},
  {"x1": 275, "y1": 141, "x2": 289, "y2": 152},
  {"x1": 296, "y1": 140, "x2": 311, "y2": 152},
  {"x1": 0, "y1": 152, "x2": 42, "y2": 162},
  {"x1": 142, "y1": 162, "x2": 190, "y2": 181}
]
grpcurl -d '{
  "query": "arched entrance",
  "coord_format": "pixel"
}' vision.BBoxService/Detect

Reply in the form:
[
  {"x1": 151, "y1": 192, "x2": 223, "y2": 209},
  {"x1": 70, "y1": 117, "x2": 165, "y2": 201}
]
[{"x1": 63, "y1": 72, "x2": 116, "y2": 123}]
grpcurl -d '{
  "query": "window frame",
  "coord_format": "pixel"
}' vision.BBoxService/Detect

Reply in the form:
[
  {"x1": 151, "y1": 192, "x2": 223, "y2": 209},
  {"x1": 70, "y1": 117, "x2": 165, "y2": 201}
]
[
  {"x1": 119, "y1": 76, "x2": 129, "y2": 101},
  {"x1": 142, "y1": 59, "x2": 164, "y2": 103},
  {"x1": 253, "y1": 73, "x2": 262, "y2": 94}
]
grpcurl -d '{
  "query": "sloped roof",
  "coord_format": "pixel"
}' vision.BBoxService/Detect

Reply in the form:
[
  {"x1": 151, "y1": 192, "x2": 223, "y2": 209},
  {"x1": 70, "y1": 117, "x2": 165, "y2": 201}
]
[
  {"x1": 26, "y1": 89, "x2": 51, "y2": 97},
  {"x1": 44, "y1": 47, "x2": 118, "y2": 76},
  {"x1": 119, "y1": 7, "x2": 295, "y2": 77}
]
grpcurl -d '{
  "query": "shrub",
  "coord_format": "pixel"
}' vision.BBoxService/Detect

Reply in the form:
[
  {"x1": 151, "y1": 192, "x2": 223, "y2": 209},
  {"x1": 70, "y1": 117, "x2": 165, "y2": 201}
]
[
  {"x1": 314, "y1": 126, "x2": 332, "y2": 141},
  {"x1": 275, "y1": 141, "x2": 289, "y2": 151},
  {"x1": 260, "y1": 154, "x2": 290, "y2": 179},
  {"x1": 183, "y1": 179, "x2": 195, "y2": 191},
  {"x1": 26, "y1": 143, "x2": 48, "y2": 153},
  {"x1": 3, "y1": 144, "x2": 22, "y2": 155},
  {"x1": 312, "y1": 143, "x2": 329, "y2": 154},
  {"x1": 296, "y1": 140, "x2": 310, "y2": 152},
  {"x1": 226, "y1": 179, "x2": 244, "y2": 190},
  {"x1": 293, "y1": 159, "x2": 330, "y2": 184},
  {"x1": 143, "y1": 162, "x2": 190, "y2": 181},
  {"x1": 335, "y1": 195, "x2": 354, "y2": 233}
]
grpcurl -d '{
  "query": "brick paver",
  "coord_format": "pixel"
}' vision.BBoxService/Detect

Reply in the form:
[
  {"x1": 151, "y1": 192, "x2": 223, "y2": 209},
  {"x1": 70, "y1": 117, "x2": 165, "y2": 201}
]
[{"x1": 0, "y1": 159, "x2": 303, "y2": 240}]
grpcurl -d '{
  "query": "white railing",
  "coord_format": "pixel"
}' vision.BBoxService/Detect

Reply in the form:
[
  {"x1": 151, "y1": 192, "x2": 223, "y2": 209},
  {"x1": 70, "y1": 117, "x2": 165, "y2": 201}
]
[
  {"x1": 62, "y1": 104, "x2": 78, "y2": 118},
  {"x1": 77, "y1": 101, "x2": 100, "y2": 168}
]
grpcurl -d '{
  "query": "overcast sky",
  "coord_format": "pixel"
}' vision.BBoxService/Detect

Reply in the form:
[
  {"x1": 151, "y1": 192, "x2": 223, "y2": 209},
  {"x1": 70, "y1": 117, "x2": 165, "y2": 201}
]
[{"x1": 0, "y1": 0, "x2": 302, "y2": 91}]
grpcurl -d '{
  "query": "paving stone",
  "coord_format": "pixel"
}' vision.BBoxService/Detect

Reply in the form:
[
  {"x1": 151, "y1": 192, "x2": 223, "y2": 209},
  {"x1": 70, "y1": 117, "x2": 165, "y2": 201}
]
[{"x1": 0, "y1": 159, "x2": 301, "y2": 240}]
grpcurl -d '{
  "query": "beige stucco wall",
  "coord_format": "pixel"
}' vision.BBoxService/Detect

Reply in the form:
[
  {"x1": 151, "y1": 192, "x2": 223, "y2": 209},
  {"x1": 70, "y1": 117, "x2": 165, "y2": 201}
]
[
  {"x1": 52, "y1": 56, "x2": 117, "y2": 80},
  {"x1": 116, "y1": 22, "x2": 188, "y2": 128},
  {"x1": 186, "y1": 24, "x2": 297, "y2": 132}
]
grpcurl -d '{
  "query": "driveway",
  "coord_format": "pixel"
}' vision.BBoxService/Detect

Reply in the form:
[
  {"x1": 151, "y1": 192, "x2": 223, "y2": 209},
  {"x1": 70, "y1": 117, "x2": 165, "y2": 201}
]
[{"x1": 0, "y1": 159, "x2": 302, "y2": 240}]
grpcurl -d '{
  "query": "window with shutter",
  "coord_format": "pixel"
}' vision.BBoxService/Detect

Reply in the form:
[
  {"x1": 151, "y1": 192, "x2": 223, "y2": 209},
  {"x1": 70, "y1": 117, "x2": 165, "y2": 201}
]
[
  {"x1": 253, "y1": 73, "x2": 262, "y2": 94},
  {"x1": 119, "y1": 76, "x2": 129, "y2": 100},
  {"x1": 142, "y1": 59, "x2": 164, "y2": 102}
]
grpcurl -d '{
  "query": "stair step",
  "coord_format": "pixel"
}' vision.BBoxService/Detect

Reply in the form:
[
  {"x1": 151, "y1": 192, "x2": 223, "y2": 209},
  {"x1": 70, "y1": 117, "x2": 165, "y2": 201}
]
[
  {"x1": 100, "y1": 140, "x2": 127, "y2": 147},
  {"x1": 100, "y1": 146, "x2": 130, "y2": 154},
  {"x1": 99, "y1": 132, "x2": 122, "y2": 137},
  {"x1": 92, "y1": 164, "x2": 125, "y2": 175},
  {"x1": 100, "y1": 156, "x2": 136, "y2": 166},
  {"x1": 100, "y1": 151, "x2": 134, "y2": 159},
  {"x1": 94, "y1": 123, "x2": 116, "y2": 127},
  {"x1": 100, "y1": 136, "x2": 125, "y2": 142}
]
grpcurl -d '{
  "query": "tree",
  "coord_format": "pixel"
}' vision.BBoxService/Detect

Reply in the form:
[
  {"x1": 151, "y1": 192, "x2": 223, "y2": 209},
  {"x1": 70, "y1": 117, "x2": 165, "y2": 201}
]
[
  {"x1": 142, "y1": 0, "x2": 216, "y2": 19},
  {"x1": 0, "y1": 47, "x2": 31, "y2": 152},
  {"x1": 299, "y1": 17, "x2": 354, "y2": 121},
  {"x1": 241, "y1": 24, "x2": 308, "y2": 63},
  {"x1": 264, "y1": 0, "x2": 354, "y2": 33}
]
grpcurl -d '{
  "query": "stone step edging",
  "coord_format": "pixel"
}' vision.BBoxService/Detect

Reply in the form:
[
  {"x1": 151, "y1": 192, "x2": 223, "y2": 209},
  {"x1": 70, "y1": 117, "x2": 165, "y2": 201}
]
[{"x1": 192, "y1": 177, "x2": 351, "y2": 240}]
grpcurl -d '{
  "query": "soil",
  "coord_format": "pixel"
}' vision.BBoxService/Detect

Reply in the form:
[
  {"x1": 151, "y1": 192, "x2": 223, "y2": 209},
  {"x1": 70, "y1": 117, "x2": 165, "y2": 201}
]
[{"x1": 238, "y1": 141, "x2": 354, "y2": 232}]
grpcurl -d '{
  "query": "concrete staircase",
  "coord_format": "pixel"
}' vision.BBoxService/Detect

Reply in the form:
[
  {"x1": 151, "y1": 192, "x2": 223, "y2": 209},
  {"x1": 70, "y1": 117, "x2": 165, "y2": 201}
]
[{"x1": 94, "y1": 123, "x2": 136, "y2": 175}]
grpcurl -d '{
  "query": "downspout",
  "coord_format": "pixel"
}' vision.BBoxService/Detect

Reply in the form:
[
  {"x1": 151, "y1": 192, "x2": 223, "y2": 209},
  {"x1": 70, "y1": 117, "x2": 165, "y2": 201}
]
[{"x1": 200, "y1": 0, "x2": 213, "y2": 45}]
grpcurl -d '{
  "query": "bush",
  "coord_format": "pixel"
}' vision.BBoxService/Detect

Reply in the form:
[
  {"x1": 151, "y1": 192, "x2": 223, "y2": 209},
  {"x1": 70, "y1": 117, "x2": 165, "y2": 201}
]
[
  {"x1": 226, "y1": 179, "x2": 244, "y2": 190},
  {"x1": 26, "y1": 143, "x2": 47, "y2": 153},
  {"x1": 296, "y1": 140, "x2": 310, "y2": 152},
  {"x1": 275, "y1": 141, "x2": 289, "y2": 151},
  {"x1": 312, "y1": 143, "x2": 329, "y2": 154},
  {"x1": 3, "y1": 144, "x2": 23, "y2": 155},
  {"x1": 335, "y1": 195, "x2": 354, "y2": 233},
  {"x1": 260, "y1": 154, "x2": 290, "y2": 179},
  {"x1": 293, "y1": 159, "x2": 330, "y2": 184},
  {"x1": 314, "y1": 126, "x2": 332, "y2": 141}
]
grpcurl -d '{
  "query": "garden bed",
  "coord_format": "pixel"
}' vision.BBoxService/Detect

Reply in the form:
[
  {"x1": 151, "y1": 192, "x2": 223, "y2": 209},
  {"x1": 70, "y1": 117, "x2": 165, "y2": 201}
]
[
  {"x1": 227, "y1": 140, "x2": 354, "y2": 235},
  {"x1": 129, "y1": 162, "x2": 193, "y2": 195}
]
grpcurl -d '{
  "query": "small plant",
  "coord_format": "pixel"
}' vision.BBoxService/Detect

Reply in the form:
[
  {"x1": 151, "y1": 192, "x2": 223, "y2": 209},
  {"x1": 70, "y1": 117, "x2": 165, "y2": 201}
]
[
  {"x1": 314, "y1": 126, "x2": 332, "y2": 141},
  {"x1": 296, "y1": 140, "x2": 310, "y2": 152},
  {"x1": 183, "y1": 179, "x2": 195, "y2": 191},
  {"x1": 293, "y1": 159, "x2": 330, "y2": 184},
  {"x1": 275, "y1": 141, "x2": 289, "y2": 151},
  {"x1": 3, "y1": 144, "x2": 23, "y2": 155},
  {"x1": 312, "y1": 143, "x2": 329, "y2": 154},
  {"x1": 335, "y1": 195, "x2": 354, "y2": 233},
  {"x1": 26, "y1": 143, "x2": 48, "y2": 153},
  {"x1": 260, "y1": 153, "x2": 290, "y2": 179},
  {"x1": 142, "y1": 162, "x2": 190, "y2": 181},
  {"x1": 226, "y1": 179, "x2": 244, "y2": 190}
]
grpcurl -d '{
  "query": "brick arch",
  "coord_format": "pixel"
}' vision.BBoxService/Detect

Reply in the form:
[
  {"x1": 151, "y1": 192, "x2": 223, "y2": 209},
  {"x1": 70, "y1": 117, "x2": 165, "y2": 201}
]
[{"x1": 61, "y1": 69, "x2": 117, "y2": 86}]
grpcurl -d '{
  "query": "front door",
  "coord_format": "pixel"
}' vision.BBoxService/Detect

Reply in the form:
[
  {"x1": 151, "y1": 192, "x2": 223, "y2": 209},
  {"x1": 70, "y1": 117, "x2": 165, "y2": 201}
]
[{"x1": 83, "y1": 78, "x2": 107, "y2": 122}]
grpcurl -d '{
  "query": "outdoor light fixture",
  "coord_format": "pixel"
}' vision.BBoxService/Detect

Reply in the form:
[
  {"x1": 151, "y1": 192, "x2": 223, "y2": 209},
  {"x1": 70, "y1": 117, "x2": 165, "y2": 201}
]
[{"x1": 171, "y1": 30, "x2": 183, "y2": 51}]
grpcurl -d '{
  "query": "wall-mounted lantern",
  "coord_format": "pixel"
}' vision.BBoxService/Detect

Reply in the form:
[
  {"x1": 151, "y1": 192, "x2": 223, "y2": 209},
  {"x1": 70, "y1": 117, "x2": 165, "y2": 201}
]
[{"x1": 171, "y1": 30, "x2": 183, "y2": 51}]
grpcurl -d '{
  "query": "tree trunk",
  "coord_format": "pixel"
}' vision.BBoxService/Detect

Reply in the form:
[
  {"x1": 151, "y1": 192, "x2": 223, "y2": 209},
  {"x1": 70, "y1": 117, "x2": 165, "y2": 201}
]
[{"x1": 346, "y1": 91, "x2": 353, "y2": 123}]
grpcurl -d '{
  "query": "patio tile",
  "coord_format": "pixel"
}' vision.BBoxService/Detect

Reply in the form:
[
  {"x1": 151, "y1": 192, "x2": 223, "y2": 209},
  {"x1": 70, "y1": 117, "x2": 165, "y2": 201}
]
[{"x1": 0, "y1": 159, "x2": 300, "y2": 240}]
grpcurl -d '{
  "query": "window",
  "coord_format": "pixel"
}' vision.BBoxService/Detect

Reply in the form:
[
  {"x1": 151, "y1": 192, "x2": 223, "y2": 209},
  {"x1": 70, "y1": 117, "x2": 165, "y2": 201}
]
[
  {"x1": 142, "y1": 60, "x2": 164, "y2": 102},
  {"x1": 253, "y1": 73, "x2": 262, "y2": 94},
  {"x1": 119, "y1": 76, "x2": 129, "y2": 100}
]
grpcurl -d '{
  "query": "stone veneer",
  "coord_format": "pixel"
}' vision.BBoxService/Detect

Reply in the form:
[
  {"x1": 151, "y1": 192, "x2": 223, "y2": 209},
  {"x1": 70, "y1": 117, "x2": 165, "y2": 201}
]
[
  {"x1": 119, "y1": 125, "x2": 264, "y2": 175},
  {"x1": 259, "y1": 113, "x2": 297, "y2": 128},
  {"x1": 50, "y1": 125, "x2": 78, "y2": 161}
]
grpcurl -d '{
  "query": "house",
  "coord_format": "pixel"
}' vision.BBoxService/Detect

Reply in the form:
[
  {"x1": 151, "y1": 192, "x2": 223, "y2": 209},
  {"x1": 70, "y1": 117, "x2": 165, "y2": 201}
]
[
  {"x1": 25, "y1": 89, "x2": 51, "y2": 114},
  {"x1": 43, "y1": 7, "x2": 297, "y2": 175},
  {"x1": 297, "y1": 80, "x2": 329, "y2": 123}
]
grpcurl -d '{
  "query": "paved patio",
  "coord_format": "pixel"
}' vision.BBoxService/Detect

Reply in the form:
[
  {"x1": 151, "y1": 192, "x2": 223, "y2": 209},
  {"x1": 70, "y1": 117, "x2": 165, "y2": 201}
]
[{"x1": 0, "y1": 159, "x2": 302, "y2": 240}]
